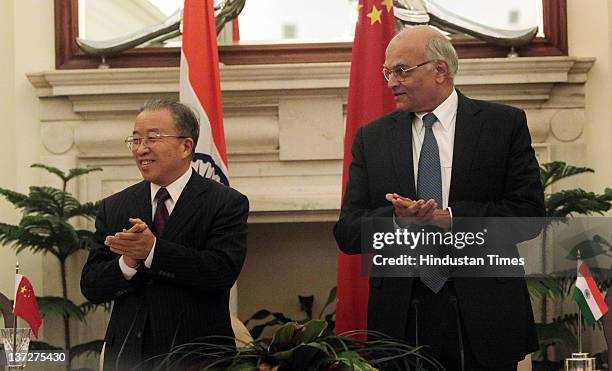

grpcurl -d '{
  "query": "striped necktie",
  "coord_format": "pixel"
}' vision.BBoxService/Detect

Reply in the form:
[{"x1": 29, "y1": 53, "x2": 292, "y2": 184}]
[{"x1": 417, "y1": 112, "x2": 446, "y2": 293}]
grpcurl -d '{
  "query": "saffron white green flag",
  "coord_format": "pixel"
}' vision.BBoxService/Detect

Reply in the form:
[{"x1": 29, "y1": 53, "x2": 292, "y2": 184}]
[{"x1": 572, "y1": 259, "x2": 609, "y2": 326}]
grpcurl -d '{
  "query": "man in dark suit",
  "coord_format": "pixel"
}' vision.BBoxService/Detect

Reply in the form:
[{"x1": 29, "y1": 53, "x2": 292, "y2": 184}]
[
  {"x1": 333, "y1": 26, "x2": 545, "y2": 370},
  {"x1": 81, "y1": 98, "x2": 248, "y2": 370}
]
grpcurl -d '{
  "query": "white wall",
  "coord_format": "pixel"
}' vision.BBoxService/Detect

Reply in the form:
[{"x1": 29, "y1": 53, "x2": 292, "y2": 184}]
[
  {"x1": 566, "y1": 0, "x2": 612, "y2": 355},
  {"x1": 0, "y1": 0, "x2": 54, "y2": 327},
  {"x1": 568, "y1": 0, "x2": 612, "y2": 194}
]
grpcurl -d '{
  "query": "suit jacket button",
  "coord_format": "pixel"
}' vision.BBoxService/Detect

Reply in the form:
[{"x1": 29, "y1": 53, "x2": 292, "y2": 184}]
[{"x1": 137, "y1": 331, "x2": 142, "y2": 339}]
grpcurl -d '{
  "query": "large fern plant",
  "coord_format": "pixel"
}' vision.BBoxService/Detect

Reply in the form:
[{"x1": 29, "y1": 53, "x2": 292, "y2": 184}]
[
  {"x1": 529, "y1": 161, "x2": 612, "y2": 370},
  {"x1": 0, "y1": 164, "x2": 106, "y2": 366}
]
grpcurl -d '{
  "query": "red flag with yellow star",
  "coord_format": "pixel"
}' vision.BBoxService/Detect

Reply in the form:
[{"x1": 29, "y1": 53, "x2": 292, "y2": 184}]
[
  {"x1": 13, "y1": 274, "x2": 42, "y2": 338},
  {"x1": 336, "y1": 0, "x2": 396, "y2": 337}
]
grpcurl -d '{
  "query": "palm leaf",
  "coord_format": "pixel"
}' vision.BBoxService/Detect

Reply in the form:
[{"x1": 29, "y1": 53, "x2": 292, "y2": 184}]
[
  {"x1": 77, "y1": 229, "x2": 95, "y2": 250},
  {"x1": 545, "y1": 189, "x2": 612, "y2": 217},
  {"x1": 65, "y1": 201, "x2": 100, "y2": 220},
  {"x1": 66, "y1": 167, "x2": 103, "y2": 182},
  {"x1": 526, "y1": 277, "x2": 568, "y2": 300},
  {"x1": 0, "y1": 188, "x2": 29, "y2": 207},
  {"x1": 0, "y1": 222, "x2": 22, "y2": 245},
  {"x1": 25, "y1": 186, "x2": 72, "y2": 216},
  {"x1": 79, "y1": 301, "x2": 112, "y2": 316},
  {"x1": 19, "y1": 215, "x2": 80, "y2": 260},
  {"x1": 30, "y1": 163, "x2": 68, "y2": 182},
  {"x1": 29, "y1": 341, "x2": 63, "y2": 351},
  {"x1": 70, "y1": 339, "x2": 104, "y2": 361},
  {"x1": 0, "y1": 222, "x2": 61, "y2": 259},
  {"x1": 540, "y1": 161, "x2": 594, "y2": 189},
  {"x1": 318, "y1": 286, "x2": 337, "y2": 319},
  {"x1": 38, "y1": 296, "x2": 86, "y2": 322}
]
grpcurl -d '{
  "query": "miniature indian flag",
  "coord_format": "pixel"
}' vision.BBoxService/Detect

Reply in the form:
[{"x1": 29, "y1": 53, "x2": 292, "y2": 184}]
[{"x1": 572, "y1": 259, "x2": 609, "y2": 326}]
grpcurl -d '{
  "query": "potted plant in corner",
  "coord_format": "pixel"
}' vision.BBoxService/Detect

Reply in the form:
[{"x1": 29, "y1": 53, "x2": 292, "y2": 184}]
[{"x1": 0, "y1": 164, "x2": 108, "y2": 368}]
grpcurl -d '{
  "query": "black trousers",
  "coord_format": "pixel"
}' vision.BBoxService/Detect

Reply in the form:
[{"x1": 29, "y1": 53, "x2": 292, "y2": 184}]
[{"x1": 400, "y1": 280, "x2": 518, "y2": 371}]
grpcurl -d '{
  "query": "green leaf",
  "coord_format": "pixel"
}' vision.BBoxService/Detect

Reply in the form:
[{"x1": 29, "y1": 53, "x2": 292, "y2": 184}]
[
  {"x1": 66, "y1": 167, "x2": 103, "y2": 182},
  {"x1": 0, "y1": 221, "x2": 61, "y2": 259},
  {"x1": 24, "y1": 186, "x2": 71, "y2": 216},
  {"x1": 0, "y1": 222, "x2": 22, "y2": 246},
  {"x1": 66, "y1": 201, "x2": 100, "y2": 220},
  {"x1": 245, "y1": 311, "x2": 295, "y2": 339},
  {"x1": 31, "y1": 164, "x2": 68, "y2": 182},
  {"x1": 318, "y1": 286, "x2": 337, "y2": 318},
  {"x1": 77, "y1": 229, "x2": 95, "y2": 250},
  {"x1": 299, "y1": 295, "x2": 314, "y2": 319},
  {"x1": 19, "y1": 215, "x2": 80, "y2": 260},
  {"x1": 545, "y1": 189, "x2": 612, "y2": 217},
  {"x1": 540, "y1": 161, "x2": 594, "y2": 189},
  {"x1": 80, "y1": 301, "x2": 112, "y2": 316},
  {"x1": 294, "y1": 320, "x2": 327, "y2": 344},
  {"x1": 29, "y1": 341, "x2": 63, "y2": 351},
  {"x1": 336, "y1": 350, "x2": 377, "y2": 371},
  {"x1": 0, "y1": 188, "x2": 29, "y2": 208},
  {"x1": 567, "y1": 239, "x2": 607, "y2": 259},
  {"x1": 245, "y1": 309, "x2": 274, "y2": 323},
  {"x1": 526, "y1": 277, "x2": 569, "y2": 300},
  {"x1": 269, "y1": 322, "x2": 301, "y2": 353},
  {"x1": 70, "y1": 339, "x2": 104, "y2": 360},
  {"x1": 38, "y1": 296, "x2": 86, "y2": 322}
]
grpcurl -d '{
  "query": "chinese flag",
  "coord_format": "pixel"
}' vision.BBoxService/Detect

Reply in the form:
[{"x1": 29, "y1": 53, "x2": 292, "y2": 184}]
[
  {"x1": 13, "y1": 274, "x2": 42, "y2": 338},
  {"x1": 336, "y1": 0, "x2": 396, "y2": 336}
]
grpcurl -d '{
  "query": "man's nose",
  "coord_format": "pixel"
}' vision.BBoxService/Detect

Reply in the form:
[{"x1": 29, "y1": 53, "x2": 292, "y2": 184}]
[
  {"x1": 387, "y1": 74, "x2": 399, "y2": 89},
  {"x1": 135, "y1": 142, "x2": 150, "y2": 155}
]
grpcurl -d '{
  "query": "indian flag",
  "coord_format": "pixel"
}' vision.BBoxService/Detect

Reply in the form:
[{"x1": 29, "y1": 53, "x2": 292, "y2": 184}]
[
  {"x1": 180, "y1": 0, "x2": 230, "y2": 186},
  {"x1": 572, "y1": 259, "x2": 609, "y2": 326}
]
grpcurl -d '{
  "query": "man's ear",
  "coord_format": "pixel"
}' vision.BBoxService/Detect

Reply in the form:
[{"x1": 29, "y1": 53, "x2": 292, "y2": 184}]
[
  {"x1": 434, "y1": 61, "x2": 450, "y2": 82},
  {"x1": 183, "y1": 138, "x2": 194, "y2": 159}
]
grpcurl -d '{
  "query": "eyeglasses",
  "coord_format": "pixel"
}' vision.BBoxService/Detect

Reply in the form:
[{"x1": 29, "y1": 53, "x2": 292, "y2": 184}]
[
  {"x1": 125, "y1": 133, "x2": 188, "y2": 150},
  {"x1": 382, "y1": 60, "x2": 436, "y2": 82}
]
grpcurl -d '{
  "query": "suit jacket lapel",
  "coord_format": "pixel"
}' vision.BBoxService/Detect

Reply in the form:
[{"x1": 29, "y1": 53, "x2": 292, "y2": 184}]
[
  {"x1": 130, "y1": 181, "x2": 154, "y2": 228},
  {"x1": 387, "y1": 111, "x2": 417, "y2": 198},
  {"x1": 449, "y1": 91, "x2": 483, "y2": 202},
  {"x1": 161, "y1": 171, "x2": 208, "y2": 240}
]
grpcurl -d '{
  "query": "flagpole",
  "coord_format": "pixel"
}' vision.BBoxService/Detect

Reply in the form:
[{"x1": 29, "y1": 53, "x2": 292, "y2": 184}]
[
  {"x1": 577, "y1": 249, "x2": 582, "y2": 354},
  {"x1": 13, "y1": 261, "x2": 19, "y2": 364}
]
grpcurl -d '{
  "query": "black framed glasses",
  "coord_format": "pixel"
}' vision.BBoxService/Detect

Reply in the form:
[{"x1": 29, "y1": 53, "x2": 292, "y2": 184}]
[
  {"x1": 382, "y1": 60, "x2": 436, "y2": 82},
  {"x1": 125, "y1": 133, "x2": 188, "y2": 150}
]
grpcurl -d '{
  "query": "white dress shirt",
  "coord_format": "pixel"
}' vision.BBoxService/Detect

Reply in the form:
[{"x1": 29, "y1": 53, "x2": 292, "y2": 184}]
[
  {"x1": 412, "y1": 89, "x2": 458, "y2": 210},
  {"x1": 119, "y1": 167, "x2": 193, "y2": 280}
]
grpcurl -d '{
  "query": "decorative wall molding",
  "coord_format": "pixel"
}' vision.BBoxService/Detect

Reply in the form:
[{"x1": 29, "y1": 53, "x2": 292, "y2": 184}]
[{"x1": 28, "y1": 56, "x2": 595, "y2": 223}]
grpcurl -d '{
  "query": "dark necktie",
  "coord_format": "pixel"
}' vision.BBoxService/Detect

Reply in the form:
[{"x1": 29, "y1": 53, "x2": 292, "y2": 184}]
[
  {"x1": 154, "y1": 188, "x2": 171, "y2": 236},
  {"x1": 417, "y1": 113, "x2": 446, "y2": 293}
]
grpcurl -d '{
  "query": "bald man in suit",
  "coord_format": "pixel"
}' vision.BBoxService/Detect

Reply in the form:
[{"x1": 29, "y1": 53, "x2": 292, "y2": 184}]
[{"x1": 334, "y1": 26, "x2": 544, "y2": 370}]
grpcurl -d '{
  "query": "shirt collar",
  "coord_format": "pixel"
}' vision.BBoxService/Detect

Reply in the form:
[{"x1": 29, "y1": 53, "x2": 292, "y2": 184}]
[
  {"x1": 150, "y1": 167, "x2": 193, "y2": 204},
  {"x1": 414, "y1": 89, "x2": 458, "y2": 132}
]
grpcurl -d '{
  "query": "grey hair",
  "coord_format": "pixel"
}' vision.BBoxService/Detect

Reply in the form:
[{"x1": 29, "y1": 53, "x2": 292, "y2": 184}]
[
  {"x1": 139, "y1": 98, "x2": 200, "y2": 157},
  {"x1": 426, "y1": 35, "x2": 459, "y2": 79}
]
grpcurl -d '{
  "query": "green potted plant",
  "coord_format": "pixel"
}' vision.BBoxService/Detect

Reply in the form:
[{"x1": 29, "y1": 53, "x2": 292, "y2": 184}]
[
  {"x1": 0, "y1": 164, "x2": 106, "y2": 367},
  {"x1": 528, "y1": 161, "x2": 612, "y2": 370},
  {"x1": 157, "y1": 319, "x2": 443, "y2": 370}
]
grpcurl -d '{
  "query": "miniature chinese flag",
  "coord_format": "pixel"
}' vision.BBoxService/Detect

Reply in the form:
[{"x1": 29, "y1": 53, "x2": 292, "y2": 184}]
[{"x1": 13, "y1": 274, "x2": 42, "y2": 338}]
